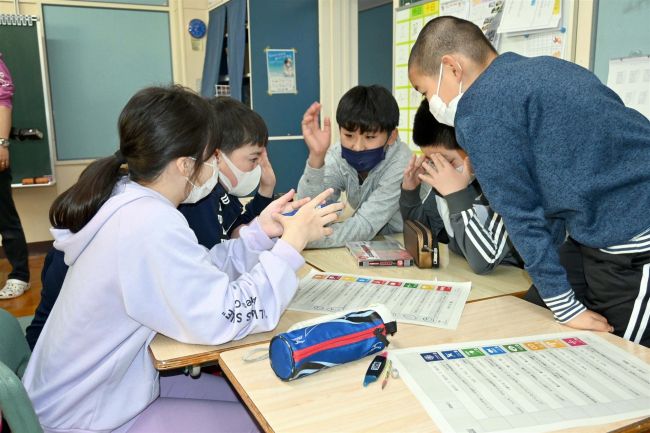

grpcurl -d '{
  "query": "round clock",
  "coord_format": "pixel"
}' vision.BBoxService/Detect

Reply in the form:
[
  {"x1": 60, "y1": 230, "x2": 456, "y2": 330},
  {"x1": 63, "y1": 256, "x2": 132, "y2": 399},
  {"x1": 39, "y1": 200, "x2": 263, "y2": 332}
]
[{"x1": 188, "y1": 19, "x2": 207, "y2": 39}]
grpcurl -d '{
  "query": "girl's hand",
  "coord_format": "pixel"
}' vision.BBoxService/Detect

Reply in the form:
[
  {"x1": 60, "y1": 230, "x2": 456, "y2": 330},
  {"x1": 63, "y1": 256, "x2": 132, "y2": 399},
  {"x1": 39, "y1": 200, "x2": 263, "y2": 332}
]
[
  {"x1": 275, "y1": 188, "x2": 345, "y2": 252},
  {"x1": 402, "y1": 154, "x2": 425, "y2": 191},
  {"x1": 258, "y1": 190, "x2": 310, "y2": 238},
  {"x1": 419, "y1": 153, "x2": 472, "y2": 196}
]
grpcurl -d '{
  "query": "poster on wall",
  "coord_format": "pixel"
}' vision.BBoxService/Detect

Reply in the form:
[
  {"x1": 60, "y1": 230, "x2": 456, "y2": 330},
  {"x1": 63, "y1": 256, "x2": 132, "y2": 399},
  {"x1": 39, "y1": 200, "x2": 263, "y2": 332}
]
[{"x1": 265, "y1": 48, "x2": 297, "y2": 95}]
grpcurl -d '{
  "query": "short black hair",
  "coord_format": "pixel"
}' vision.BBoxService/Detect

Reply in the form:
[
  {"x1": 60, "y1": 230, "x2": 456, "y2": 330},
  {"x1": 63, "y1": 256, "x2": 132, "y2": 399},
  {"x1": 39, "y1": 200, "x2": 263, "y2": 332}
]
[
  {"x1": 409, "y1": 16, "x2": 497, "y2": 76},
  {"x1": 336, "y1": 85, "x2": 399, "y2": 134},
  {"x1": 208, "y1": 97, "x2": 268, "y2": 154},
  {"x1": 412, "y1": 99, "x2": 459, "y2": 150}
]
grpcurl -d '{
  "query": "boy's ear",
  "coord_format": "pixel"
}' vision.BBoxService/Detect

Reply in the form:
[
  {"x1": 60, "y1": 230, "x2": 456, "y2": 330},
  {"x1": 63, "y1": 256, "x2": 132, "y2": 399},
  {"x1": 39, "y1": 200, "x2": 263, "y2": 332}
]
[
  {"x1": 441, "y1": 54, "x2": 464, "y2": 83},
  {"x1": 387, "y1": 129, "x2": 399, "y2": 146}
]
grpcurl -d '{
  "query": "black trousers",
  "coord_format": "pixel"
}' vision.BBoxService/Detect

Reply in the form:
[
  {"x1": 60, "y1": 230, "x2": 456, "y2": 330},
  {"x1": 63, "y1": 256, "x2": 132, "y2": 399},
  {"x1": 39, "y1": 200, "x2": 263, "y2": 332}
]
[
  {"x1": 525, "y1": 238, "x2": 650, "y2": 347},
  {"x1": 0, "y1": 168, "x2": 29, "y2": 282}
]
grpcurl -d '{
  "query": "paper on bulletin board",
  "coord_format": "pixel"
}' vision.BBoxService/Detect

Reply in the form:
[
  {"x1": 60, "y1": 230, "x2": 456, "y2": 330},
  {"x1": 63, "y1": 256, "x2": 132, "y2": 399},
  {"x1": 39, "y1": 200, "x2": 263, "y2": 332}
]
[
  {"x1": 391, "y1": 332, "x2": 650, "y2": 433},
  {"x1": 607, "y1": 56, "x2": 650, "y2": 120},
  {"x1": 497, "y1": 0, "x2": 561, "y2": 35},
  {"x1": 265, "y1": 48, "x2": 297, "y2": 95}
]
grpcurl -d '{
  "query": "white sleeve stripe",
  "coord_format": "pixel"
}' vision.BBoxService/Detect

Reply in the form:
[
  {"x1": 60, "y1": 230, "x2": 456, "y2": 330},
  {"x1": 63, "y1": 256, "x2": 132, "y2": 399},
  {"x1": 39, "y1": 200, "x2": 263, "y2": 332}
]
[
  {"x1": 555, "y1": 304, "x2": 587, "y2": 323},
  {"x1": 466, "y1": 217, "x2": 508, "y2": 264},
  {"x1": 468, "y1": 214, "x2": 507, "y2": 256}
]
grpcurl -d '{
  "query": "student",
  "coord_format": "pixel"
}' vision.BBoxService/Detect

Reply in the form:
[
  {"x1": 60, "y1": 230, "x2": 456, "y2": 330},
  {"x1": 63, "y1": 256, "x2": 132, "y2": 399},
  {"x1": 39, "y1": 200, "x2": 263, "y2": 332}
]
[
  {"x1": 408, "y1": 16, "x2": 650, "y2": 345},
  {"x1": 297, "y1": 85, "x2": 411, "y2": 248},
  {"x1": 400, "y1": 99, "x2": 524, "y2": 274},
  {"x1": 22, "y1": 85, "x2": 343, "y2": 432},
  {"x1": 25, "y1": 96, "x2": 276, "y2": 350},
  {"x1": 0, "y1": 53, "x2": 30, "y2": 299},
  {"x1": 179, "y1": 96, "x2": 277, "y2": 247}
]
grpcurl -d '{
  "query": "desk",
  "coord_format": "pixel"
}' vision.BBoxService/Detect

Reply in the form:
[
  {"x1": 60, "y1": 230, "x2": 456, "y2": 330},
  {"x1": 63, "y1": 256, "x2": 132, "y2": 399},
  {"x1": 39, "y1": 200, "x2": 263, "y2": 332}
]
[
  {"x1": 302, "y1": 233, "x2": 532, "y2": 301},
  {"x1": 220, "y1": 296, "x2": 650, "y2": 433},
  {"x1": 148, "y1": 265, "x2": 319, "y2": 371}
]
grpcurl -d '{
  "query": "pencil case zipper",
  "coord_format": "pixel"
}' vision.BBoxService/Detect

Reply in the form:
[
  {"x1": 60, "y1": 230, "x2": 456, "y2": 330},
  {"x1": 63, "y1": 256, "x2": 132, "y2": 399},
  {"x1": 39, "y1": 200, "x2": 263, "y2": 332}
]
[{"x1": 292, "y1": 324, "x2": 387, "y2": 362}]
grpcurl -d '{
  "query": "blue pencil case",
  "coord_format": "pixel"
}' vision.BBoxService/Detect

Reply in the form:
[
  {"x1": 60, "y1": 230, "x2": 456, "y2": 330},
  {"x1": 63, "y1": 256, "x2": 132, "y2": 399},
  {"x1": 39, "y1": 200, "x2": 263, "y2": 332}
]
[{"x1": 269, "y1": 304, "x2": 397, "y2": 381}]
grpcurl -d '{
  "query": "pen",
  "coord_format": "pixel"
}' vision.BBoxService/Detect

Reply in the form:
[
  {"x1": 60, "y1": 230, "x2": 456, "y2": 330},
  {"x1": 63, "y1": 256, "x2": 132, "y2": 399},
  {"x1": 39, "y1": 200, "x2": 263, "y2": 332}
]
[
  {"x1": 381, "y1": 359, "x2": 392, "y2": 390},
  {"x1": 363, "y1": 351, "x2": 387, "y2": 387}
]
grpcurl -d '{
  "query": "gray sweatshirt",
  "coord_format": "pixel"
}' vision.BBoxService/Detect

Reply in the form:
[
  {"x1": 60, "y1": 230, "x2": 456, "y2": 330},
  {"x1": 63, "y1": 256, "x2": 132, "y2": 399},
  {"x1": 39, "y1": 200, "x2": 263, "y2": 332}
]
[
  {"x1": 297, "y1": 139, "x2": 412, "y2": 248},
  {"x1": 400, "y1": 181, "x2": 523, "y2": 274}
]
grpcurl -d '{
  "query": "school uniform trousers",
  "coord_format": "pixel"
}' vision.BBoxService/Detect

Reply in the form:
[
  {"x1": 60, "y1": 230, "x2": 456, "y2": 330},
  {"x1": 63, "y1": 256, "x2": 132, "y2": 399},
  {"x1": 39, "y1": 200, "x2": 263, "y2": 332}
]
[
  {"x1": 525, "y1": 235, "x2": 650, "y2": 347},
  {"x1": 0, "y1": 167, "x2": 29, "y2": 282}
]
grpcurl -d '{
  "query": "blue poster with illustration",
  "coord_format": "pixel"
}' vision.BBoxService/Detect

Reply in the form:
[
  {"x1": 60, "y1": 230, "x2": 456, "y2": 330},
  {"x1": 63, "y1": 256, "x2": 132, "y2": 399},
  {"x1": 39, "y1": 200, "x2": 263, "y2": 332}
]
[{"x1": 265, "y1": 48, "x2": 297, "y2": 94}]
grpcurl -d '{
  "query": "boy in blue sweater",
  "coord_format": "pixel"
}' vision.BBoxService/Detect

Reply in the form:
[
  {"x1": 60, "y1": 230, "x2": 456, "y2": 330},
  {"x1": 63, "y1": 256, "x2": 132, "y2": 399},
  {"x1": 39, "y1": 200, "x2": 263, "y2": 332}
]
[
  {"x1": 26, "y1": 97, "x2": 276, "y2": 350},
  {"x1": 408, "y1": 16, "x2": 650, "y2": 346}
]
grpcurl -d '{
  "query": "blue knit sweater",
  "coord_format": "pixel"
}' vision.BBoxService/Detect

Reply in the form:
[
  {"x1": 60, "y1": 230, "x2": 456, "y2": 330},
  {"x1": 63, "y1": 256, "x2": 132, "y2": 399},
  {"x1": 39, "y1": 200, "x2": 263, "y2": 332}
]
[{"x1": 455, "y1": 52, "x2": 650, "y2": 322}]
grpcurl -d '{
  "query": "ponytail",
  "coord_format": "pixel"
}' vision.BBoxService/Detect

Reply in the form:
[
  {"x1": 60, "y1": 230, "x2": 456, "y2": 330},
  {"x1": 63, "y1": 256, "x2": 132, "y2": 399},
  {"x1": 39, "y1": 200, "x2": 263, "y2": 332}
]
[
  {"x1": 49, "y1": 85, "x2": 218, "y2": 233},
  {"x1": 50, "y1": 153, "x2": 127, "y2": 232}
]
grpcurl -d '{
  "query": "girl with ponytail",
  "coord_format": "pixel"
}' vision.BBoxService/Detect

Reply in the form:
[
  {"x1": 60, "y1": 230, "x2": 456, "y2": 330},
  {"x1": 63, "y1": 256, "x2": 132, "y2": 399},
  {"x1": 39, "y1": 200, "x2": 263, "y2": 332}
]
[{"x1": 23, "y1": 85, "x2": 343, "y2": 433}]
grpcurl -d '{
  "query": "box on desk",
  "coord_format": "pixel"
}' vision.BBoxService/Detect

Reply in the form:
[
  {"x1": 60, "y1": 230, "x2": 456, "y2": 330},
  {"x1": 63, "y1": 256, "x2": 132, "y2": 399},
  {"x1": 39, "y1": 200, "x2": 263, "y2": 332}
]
[{"x1": 346, "y1": 239, "x2": 414, "y2": 267}]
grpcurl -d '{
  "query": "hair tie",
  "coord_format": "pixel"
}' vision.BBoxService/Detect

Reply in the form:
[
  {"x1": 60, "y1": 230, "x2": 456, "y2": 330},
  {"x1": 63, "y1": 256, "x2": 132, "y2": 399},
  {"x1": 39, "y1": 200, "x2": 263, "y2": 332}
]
[{"x1": 114, "y1": 150, "x2": 127, "y2": 164}]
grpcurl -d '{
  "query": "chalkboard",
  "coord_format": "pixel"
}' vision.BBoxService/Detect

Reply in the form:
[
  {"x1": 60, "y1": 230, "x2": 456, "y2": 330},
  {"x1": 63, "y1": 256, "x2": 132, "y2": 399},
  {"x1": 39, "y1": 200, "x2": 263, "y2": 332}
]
[{"x1": 0, "y1": 16, "x2": 55, "y2": 187}]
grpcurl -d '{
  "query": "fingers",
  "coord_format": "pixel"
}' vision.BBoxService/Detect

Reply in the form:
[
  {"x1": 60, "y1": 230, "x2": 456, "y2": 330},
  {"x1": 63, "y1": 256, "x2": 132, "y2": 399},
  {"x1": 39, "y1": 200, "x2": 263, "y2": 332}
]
[
  {"x1": 323, "y1": 116, "x2": 331, "y2": 133},
  {"x1": 309, "y1": 188, "x2": 335, "y2": 207},
  {"x1": 421, "y1": 159, "x2": 438, "y2": 176},
  {"x1": 318, "y1": 201, "x2": 345, "y2": 216},
  {"x1": 270, "y1": 212, "x2": 287, "y2": 224},
  {"x1": 414, "y1": 155, "x2": 425, "y2": 169},
  {"x1": 418, "y1": 173, "x2": 436, "y2": 187},
  {"x1": 431, "y1": 153, "x2": 451, "y2": 170},
  {"x1": 323, "y1": 227, "x2": 334, "y2": 237},
  {"x1": 463, "y1": 156, "x2": 472, "y2": 175},
  {"x1": 274, "y1": 189, "x2": 295, "y2": 207},
  {"x1": 320, "y1": 212, "x2": 339, "y2": 226},
  {"x1": 289, "y1": 196, "x2": 311, "y2": 210}
]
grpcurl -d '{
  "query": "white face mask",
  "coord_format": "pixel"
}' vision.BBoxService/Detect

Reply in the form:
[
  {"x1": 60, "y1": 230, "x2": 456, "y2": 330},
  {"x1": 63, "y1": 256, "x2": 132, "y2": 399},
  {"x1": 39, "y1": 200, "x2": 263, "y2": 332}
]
[
  {"x1": 181, "y1": 155, "x2": 219, "y2": 204},
  {"x1": 428, "y1": 62, "x2": 463, "y2": 127},
  {"x1": 219, "y1": 153, "x2": 262, "y2": 197}
]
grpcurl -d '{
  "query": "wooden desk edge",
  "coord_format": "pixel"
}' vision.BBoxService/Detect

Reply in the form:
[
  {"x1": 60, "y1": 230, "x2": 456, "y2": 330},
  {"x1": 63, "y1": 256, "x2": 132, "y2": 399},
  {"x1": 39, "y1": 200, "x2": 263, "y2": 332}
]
[
  {"x1": 221, "y1": 358, "x2": 275, "y2": 433},
  {"x1": 148, "y1": 339, "x2": 270, "y2": 371},
  {"x1": 608, "y1": 417, "x2": 650, "y2": 433}
]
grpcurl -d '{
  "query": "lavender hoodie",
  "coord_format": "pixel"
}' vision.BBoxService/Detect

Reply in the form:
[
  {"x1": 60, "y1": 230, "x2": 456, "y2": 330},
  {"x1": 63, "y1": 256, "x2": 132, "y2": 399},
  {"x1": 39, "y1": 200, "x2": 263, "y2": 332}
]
[{"x1": 22, "y1": 179, "x2": 304, "y2": 432}]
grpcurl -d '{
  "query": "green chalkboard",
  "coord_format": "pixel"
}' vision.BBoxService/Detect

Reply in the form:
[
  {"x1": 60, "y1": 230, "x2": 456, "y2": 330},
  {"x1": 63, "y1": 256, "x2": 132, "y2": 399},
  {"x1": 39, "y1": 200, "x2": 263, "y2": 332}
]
[{"x1": 0, "y1": 20, "x2": 54, "y2": 186}]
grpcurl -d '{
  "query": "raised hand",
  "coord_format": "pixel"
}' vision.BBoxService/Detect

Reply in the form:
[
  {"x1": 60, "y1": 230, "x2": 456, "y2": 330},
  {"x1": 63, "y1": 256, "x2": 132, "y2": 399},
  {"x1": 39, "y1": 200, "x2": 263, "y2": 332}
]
[{"x1": 301, "y1": 102, "x2": 331, "y2": 169}]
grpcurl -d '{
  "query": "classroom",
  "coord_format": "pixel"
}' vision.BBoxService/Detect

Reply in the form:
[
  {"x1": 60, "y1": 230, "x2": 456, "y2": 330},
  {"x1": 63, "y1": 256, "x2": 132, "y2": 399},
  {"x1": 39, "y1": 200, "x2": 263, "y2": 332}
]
[{"x1": 1, "y1": 0, "x2": 649, "y2": 431}]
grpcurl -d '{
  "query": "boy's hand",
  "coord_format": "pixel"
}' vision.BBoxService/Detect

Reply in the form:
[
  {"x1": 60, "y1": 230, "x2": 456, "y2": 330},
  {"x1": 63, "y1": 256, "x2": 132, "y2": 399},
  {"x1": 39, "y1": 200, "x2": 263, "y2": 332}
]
[
  {"x1": 258, "y1": 149, "x2": 276, "y2": 198},
  {"x1": 402, "y1": 154, "x2": 425, "y2": 190},
  {"x1": 301, "y1": 102, "x2": 331, "y2": 169},
  {"x1": 419, "y1": 153, "x2": 472, "y2": 196},
  {"x1": 563, "y1": 309, "x2": 614, "y2": 333}
]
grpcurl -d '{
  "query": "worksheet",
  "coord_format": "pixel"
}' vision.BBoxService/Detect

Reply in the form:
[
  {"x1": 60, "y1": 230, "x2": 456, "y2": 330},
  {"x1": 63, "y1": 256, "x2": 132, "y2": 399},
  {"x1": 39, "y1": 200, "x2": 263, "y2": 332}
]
[
  {"x1": 391, "y1": 332, "x2": 650, "y2": 433},
  {"x1": 288, "y1": 271, "x2": 471, "y2": 329}
]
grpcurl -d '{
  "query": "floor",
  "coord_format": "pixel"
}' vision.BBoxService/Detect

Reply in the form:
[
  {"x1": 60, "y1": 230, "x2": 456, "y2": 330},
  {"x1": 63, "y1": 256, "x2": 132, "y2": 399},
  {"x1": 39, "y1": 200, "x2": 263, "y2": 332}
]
[{"x1": 0, "y1": 254, "x2": 44, "y2": 317}]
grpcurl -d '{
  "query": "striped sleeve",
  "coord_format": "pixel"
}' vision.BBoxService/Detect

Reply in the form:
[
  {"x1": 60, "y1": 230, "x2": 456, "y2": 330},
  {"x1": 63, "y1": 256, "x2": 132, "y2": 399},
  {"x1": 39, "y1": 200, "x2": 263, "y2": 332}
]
[
  {"x1": 446, "y1": 187, "x2": 514, "y2": 275},
  {"x1": 542, "y1": 290, "x2": 587, "y2": 323}
]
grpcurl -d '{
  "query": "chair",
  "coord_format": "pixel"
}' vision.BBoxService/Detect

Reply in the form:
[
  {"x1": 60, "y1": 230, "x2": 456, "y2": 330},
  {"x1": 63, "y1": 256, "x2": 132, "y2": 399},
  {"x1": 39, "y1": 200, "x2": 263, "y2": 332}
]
[{"x1": 0, "y1": 308, "x2": 43, "y2": 433}]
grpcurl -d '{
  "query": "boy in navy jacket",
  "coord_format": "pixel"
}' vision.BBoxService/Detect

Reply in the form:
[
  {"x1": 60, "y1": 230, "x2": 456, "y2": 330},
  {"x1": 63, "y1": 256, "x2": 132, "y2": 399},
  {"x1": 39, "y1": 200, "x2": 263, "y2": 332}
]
[{"x1": 408, "y1": 16, "x2": 650, "y2": 345}]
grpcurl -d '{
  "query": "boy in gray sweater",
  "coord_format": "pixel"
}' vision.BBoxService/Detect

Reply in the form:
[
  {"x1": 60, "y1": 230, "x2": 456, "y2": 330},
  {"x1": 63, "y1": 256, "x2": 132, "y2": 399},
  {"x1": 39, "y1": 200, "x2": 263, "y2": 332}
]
[{"x1": 297, "y1": 85, "x2": 411, "y2": 248}]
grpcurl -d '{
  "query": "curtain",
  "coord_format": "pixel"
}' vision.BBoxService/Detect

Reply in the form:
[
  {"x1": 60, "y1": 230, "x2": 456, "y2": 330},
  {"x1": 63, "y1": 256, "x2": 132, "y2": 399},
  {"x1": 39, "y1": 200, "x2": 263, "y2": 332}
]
[
  {"x1": 200, "y1": 5, "x2": 226, "y2": 97},
  {"x1": 226, "y1": 0, "x2": 246, "y2": 101}
]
